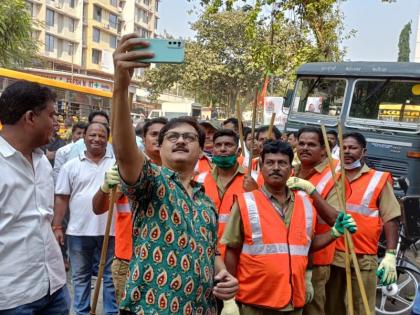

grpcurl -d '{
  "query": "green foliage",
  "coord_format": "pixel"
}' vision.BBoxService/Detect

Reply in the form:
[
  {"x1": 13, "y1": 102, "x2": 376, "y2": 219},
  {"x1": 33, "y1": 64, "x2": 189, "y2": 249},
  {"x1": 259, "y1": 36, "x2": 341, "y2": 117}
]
[
  {"x1": 147, "y1": 0, "x2": 349, "y2": 114},
  {"x1": 0, "y1": 0, "x2": 39, "y2": 68},
  {"x1": 397, "y1": 22, "x2": 411, "y2": 62}
]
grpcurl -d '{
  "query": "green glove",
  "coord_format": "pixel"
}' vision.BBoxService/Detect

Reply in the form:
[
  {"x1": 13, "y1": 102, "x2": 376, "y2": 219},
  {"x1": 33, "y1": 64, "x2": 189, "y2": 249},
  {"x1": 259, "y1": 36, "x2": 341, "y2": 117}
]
[
  {"x1": 221, "y1": 298, "x2": 240, "y2": 315},
  {"x1": 331, "y1": 212, "x2": 357, "y2": 238},
  {"x1": 376, "y1": 251, "x2": 397, "y2": 286},
  {"x1": 286, "y1": 177, "x2": 316, "y2": 195},
  {"x1": 305, "y1": 270, "x2": 314, "y2": 304},
  {"x1": 100, "y1": 165, "x2": 120, "y2": 193}
]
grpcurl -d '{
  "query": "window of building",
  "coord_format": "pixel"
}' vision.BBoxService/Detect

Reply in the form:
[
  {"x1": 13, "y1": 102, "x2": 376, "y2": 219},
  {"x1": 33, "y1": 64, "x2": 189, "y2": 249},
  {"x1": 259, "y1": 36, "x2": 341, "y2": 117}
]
[
  {"x1": 45, "y1": 34, "x2": 55, "y2": 52},
  {"x1": 46, "y1": 9, "x2": 55, "y2": 26},
  {"x1": 92, "y1": 49, "x2": 101, "y2": 64},
  {"x1": 155, "y1": 0, "x2": 159, "y2": 12},
  {"x1": 109, "y1": 13, "x2": 118, "y2": 29},
  {"x1": 143, "y1": 0, "x2": 150, "y2": 6},
  {"x1": 93, "y1": 27, "x2": 100, "y2": 42},
  {"x1": 154, "y1": 17, "x2": 158, "y2": 30},
  {"x1": 25, "y1": 2, "x2": 36, "y2": 17},
  {"x1": 110, "y1": 0, "x2": 117, "y2": 7},
  {"x1": 69, "y1": 0, "x2": 75, "y2": 8},
  {"x1": 68, "y1": 42, "x2": 74, "y2": 55},
  {"x1": 68, "y1": 18, "x2": 75, "y2": 32},
  {"x1": 140, "y1": 28, "x2": 150, "y2": 38},
  {"x1": 109, "y1": 35, "x2": 117, "y2": 48},
  {"x1": 93, "y1": 5, "x2": 102, "y2": 22}
]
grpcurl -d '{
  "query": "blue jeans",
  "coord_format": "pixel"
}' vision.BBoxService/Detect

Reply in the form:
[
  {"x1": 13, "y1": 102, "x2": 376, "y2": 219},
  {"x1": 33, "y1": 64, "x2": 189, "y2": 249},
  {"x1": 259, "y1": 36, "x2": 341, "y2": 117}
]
[
  {"x1": 0, "y1": 286, "x2": 70, "y2": 315},
  {"x1": 68, "y1": 235, "x2": 118, "y2": 315}
]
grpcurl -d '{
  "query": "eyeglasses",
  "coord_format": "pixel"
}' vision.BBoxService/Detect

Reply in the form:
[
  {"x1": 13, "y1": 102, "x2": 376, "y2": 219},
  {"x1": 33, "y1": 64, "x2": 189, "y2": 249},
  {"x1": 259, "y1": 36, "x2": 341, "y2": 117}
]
[{"x1": 164, "y1": 132, "x2": 199, "y2": 143}]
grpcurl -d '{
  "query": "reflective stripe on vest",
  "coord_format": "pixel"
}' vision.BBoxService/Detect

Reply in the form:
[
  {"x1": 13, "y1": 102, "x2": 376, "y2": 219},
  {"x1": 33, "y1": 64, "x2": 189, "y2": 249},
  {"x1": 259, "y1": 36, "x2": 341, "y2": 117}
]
[
  {"x1": 243, "y1": 192, "x2": 263, "y2": 244},
  {"x1": 250, "y1": 170, "x2": 259, "y2": 182},
  {"x1": 315, "y1": 162, "x2": 340, "y2": 195},
  {"x1": 116, "y1": 202, "x2": 130, "y2": 213},
  {"x1": 196, "y1": 172, "x2": 208, "y2": 184},
  {"x1": 242, "y1": 190, "x2": 313, "y2": 254},
  {"x1": 345, "y1": 171, "x2": 384, "y2": 218},
  {"x1": 242, "y1": 243, "x2": 309, "y2": 256}
]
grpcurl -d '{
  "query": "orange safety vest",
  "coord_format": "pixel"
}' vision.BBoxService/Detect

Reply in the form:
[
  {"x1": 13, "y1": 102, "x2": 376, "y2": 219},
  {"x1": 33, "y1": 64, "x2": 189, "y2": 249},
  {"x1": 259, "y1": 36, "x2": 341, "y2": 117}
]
[
  {"x1": 236, "y1": 190, "x2": 316, "y2": 309},
  {"x1": 114, "y1": 196, "x2": 132, "y2": 261},
  {"x1": 195, "y1": 170, "x2": 245, "y2": 257},
  {"x1": 307, "y1": 160, "x2": 339, "y2": 265},
  {"x1": 336, "y1": 169, "x2": 391, "y2": 255},
  {"x1": 251, "y1": 157, "x2": 260, "y2": 171},
  {"x1": 194, "y1": 155, "x2": 213, "y2": 174}
]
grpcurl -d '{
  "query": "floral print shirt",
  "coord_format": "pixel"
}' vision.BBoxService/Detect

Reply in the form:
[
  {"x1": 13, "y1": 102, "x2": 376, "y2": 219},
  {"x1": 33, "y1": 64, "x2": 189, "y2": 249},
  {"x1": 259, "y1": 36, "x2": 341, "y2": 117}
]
[{"x1": 120, "y1": 161, "x2": 218, "y2": 315}]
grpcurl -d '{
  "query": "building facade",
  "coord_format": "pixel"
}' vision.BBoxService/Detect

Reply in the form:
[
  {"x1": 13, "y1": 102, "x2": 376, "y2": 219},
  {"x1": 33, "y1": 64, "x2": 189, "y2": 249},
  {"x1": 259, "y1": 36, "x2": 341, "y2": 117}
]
[{"x1": 26, "y1": 0, "x2": 159, "y2": 79}]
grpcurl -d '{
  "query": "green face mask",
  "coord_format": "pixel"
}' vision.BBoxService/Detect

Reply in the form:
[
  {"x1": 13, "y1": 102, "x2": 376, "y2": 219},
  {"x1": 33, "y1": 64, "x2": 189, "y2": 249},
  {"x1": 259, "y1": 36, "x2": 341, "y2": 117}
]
[{"x1": 212, "y1": 154, "x2": 237, "y2": 169}]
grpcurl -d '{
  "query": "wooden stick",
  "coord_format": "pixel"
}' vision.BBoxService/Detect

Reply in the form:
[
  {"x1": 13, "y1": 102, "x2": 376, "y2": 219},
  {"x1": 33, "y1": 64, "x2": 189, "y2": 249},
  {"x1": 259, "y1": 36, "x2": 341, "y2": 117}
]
[
  {"x1": 321, "y1": 125, "x2": 371, "y2": 315},
  {"x1": 90, "y1": 186, "x2": 117, "y2": 315},
  {"x1": 338, "y1": 124, "x2": 371, "y2": 315},
  {"x1": 344, "y1": 232, "x2": 354, "y2": 315},
  {"x1": 267, "y1": 113, "x2": 276, "y2": 139},
  {"x1": 236, "y1": 101, "x2": 246, "y2": 157},
  {"x1": 247, "y1": 91, "x2": 258, "y2": 176},
  {"x1": 321, "y1": 125, "x2": 354, "y2": 314}
]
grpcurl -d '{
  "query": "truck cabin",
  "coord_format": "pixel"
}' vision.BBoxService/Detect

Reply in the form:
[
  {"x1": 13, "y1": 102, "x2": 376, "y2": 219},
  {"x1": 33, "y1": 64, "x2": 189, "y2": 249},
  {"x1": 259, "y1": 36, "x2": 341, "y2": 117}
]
[{"x1": 285, "y1": 62, "x2": 420, "y2": 196}]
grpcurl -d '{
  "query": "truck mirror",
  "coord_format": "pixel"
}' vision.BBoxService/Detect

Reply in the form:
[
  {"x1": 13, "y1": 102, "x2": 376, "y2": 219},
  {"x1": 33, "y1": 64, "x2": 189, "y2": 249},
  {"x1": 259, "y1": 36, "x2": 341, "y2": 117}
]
[{"x1": 283, "y1": 89, "x2": 294, "y2": 108}]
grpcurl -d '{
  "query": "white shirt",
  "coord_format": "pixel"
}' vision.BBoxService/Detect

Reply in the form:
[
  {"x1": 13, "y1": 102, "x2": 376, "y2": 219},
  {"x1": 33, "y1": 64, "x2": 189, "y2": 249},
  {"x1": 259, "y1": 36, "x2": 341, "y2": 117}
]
[
  {"x1": 53, "y1": 141, "x2": 75, "y2": 184},
  {"x1": 0, "y1": 136, "x2": 66, "y2": 310},
  {"x1": 55, "y1": 151, "x2": 116, "y2": 236},
  {"x1": 332, "y1": 144, "x2": 340, "y2": 160}
]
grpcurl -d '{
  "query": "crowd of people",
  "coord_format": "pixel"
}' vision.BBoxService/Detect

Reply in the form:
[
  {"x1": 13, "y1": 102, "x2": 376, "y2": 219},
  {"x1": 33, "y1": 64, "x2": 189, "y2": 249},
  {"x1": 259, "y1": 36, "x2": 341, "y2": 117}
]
[{"x1": 0, "y1": 33, "x2": 416, "y2": 315}]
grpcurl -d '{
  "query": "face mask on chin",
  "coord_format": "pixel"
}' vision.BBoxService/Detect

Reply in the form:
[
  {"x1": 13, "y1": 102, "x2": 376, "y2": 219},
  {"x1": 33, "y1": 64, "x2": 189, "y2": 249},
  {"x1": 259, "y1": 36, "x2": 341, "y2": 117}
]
[
  {"x1": 344, "y1": 159, "x2": 362, "y2": 170},
  {"x1": 212, "y1": 154, "x2": 237, "y2": 169}
]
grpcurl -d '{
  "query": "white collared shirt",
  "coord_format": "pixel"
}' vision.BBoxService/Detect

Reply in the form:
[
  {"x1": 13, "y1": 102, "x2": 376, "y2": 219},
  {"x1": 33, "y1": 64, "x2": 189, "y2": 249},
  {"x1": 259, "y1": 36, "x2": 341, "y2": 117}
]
[
  {"x1": 55, "y1": 151, "x2": 116, "y2": 236},
  {"x1": 53, "y1": 141, "x2": 75, "y2": 184},
  {"x1": 0, "y1": 136, "x2": 66, "y2": 310},
  {"x1": 332, "y1": 144, "x2": 340, "y2": 160}
]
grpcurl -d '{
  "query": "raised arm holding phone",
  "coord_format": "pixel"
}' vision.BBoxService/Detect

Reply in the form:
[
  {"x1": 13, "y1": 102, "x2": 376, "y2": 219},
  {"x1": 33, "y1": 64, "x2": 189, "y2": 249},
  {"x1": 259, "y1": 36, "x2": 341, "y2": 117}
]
[{"x1": 112, "y1": 34, "x2": 238, "y2": 315}]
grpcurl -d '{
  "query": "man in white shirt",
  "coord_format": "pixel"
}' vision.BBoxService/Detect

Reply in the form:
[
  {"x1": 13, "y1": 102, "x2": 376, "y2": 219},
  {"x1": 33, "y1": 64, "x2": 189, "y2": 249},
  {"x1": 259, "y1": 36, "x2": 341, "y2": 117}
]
[
  {"x1": 0, "y1": 81, "x2": 69, "y2": 314},
  {"x1": 327, "y1": 130, "x2": 340, "y2": 159},
  {"x1": 53, "y1": 122, "x2": 118, "y2": 315},
  {"x1": 66, "y1": 110, "x2": 113, "y2": 162}
]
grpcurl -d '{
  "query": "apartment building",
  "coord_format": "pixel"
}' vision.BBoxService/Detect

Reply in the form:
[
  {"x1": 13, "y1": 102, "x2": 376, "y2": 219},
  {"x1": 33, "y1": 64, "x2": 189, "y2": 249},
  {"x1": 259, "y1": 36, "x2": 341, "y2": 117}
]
[{"x1": 26, "y1": 0, "x2": 159, "y2": 80}]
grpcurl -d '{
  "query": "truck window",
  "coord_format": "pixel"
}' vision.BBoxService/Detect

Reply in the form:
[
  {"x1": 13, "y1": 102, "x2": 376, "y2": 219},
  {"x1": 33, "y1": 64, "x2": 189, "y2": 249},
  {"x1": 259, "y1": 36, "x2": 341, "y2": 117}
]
[
  {"x1": 192, "y1": 108, "x2": 201, "y2": 118},
  {"x1": 292, "y1": 77, "x2": 347, "y2": 117},
  {"x1": 349, "y1": 79, "x2": 420, "y2": 124}
]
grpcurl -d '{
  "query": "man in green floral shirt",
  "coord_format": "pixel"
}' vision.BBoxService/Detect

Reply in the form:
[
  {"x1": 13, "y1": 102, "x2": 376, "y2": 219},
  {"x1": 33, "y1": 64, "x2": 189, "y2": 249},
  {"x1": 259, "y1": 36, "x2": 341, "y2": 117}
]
[{"x1": 112, "y1": 34, "x2": 239, "y2": 315}]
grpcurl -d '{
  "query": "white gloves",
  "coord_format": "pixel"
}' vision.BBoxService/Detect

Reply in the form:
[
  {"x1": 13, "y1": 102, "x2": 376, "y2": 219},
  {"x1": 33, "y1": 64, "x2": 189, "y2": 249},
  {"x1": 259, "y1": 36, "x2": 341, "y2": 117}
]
[
  {"x1": 100, "y1": 165, "x2": 120, "y2": 193},
  {"x1": 220, "y1": 298, "x2": 240, "y2": 315},
  {"x1": 305, "y1": 270, "x2": 314, "y2": 304},
  {"x1": 286, "y1": 177, "x2": 316, "y2": 195},
  {"x1": 376, "y1": 251, "x2": 397, "y2": 285}
]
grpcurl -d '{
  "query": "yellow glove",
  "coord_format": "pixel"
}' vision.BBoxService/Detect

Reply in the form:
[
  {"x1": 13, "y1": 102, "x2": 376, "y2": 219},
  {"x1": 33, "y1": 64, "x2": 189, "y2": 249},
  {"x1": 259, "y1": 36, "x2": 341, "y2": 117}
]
[
  {"x1": 286, "y1": 177, "x2": 316, "y2": 195},
  {"x1": 305, "y1": 270, "x2": 314, "y2": 304},
  {"x1": 100, "y1": 165, "x2": 120, "y2": 193},
  {"x1": 376, "y1": 251, "x2": 397, "y2": 286},
  {"x1": 221, "y1": 298, "x2": 240, "y2": 315}
]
